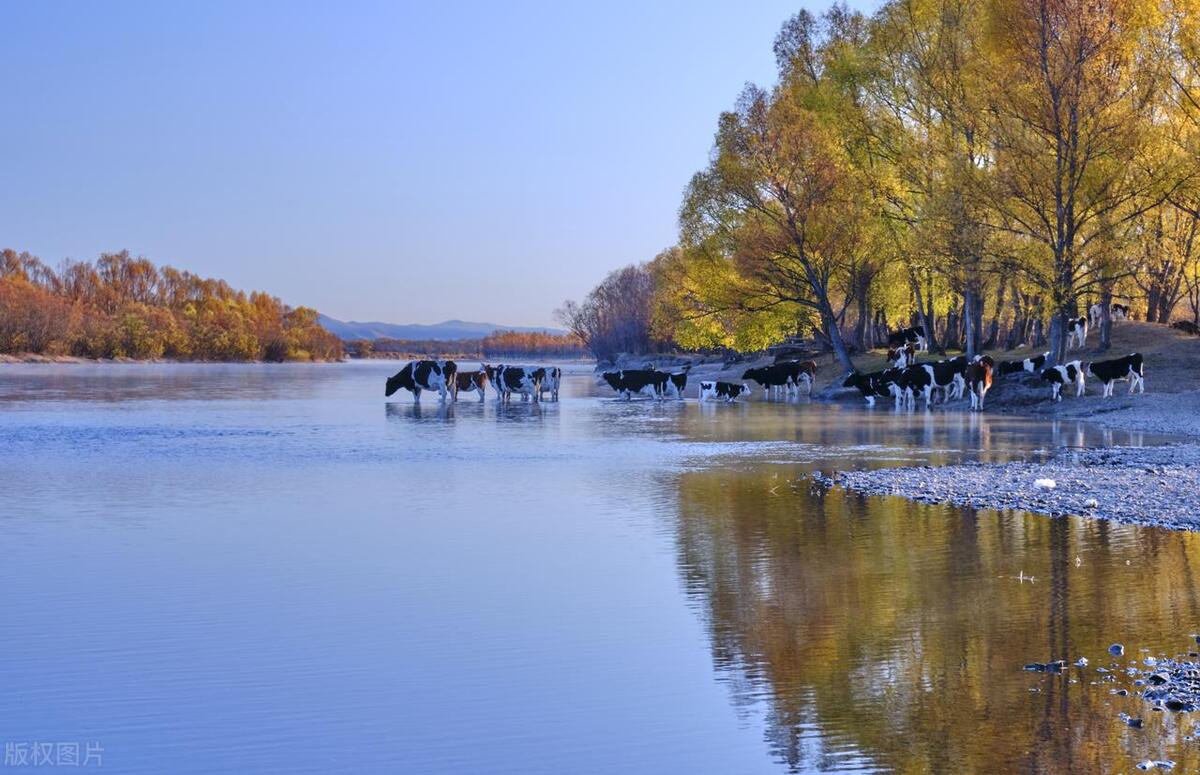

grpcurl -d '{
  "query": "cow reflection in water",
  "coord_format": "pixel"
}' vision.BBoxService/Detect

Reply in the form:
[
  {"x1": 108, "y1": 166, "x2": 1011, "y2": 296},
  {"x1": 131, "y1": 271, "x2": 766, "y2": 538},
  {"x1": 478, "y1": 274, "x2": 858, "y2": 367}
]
[{"x1": 385, "y1": 401, "x2": 455, "y2": 422}]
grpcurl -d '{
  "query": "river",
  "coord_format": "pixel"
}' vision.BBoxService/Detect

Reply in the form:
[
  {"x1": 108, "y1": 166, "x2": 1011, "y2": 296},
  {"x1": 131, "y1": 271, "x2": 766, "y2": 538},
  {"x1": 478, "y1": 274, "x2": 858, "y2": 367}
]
[{"x1": 0, "y1": 362, "x2": 1195, "y2": 773}]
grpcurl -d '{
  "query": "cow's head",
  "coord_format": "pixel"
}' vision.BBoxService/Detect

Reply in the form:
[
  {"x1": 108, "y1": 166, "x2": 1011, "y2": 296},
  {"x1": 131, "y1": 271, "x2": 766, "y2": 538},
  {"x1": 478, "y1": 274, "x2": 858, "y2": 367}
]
[
  {"x1": 743, "y1": 367, "x2": 763, "y2": 381},
  {"x1": 842, "y1": 372, "x2": 863, "y2": 388},
  {"x1": 385, "y1": 364, "x2": 413, "y2": 397},
  {"x1": 601, "y1": 372, "x2": 622, "y2": 391}
]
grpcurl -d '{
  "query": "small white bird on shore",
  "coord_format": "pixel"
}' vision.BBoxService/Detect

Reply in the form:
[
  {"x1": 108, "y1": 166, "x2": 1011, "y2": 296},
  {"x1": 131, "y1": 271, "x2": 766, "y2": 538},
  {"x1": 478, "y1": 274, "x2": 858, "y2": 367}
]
[{"x1": 1034, "y1": 478, "x2": 1057, "y2": 490}]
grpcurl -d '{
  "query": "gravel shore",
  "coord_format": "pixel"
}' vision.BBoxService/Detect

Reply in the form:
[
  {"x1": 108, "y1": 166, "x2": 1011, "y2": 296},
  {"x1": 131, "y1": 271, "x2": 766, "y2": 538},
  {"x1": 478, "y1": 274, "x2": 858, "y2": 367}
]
[{"x1": 816, "y1": 444, "x2": 1200, "y2": 531}]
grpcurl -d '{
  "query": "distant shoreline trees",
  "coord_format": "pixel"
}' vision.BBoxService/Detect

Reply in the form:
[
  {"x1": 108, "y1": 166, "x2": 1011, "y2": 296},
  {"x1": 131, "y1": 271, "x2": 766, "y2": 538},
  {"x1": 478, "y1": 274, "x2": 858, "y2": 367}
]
[
  {"x1": 350, "y1": 329, "x2": 586, "y2": 360},
  {"x1": 0, "y1": 249, "x2": 342, "y2": 361}
]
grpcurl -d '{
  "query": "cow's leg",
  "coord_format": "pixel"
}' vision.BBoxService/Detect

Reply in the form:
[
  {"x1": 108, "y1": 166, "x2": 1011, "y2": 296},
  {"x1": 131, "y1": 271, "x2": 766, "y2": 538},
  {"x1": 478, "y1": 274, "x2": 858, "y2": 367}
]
[
  {"x1": 865, "y1": 395, "x2": 876, "y2": 407},
  {"x1": 1053, "y1": 383, "x2": 1062, "y2": 402},
  {"x1": 413, "y1": 387, "x2": 422, "y2": 403}
]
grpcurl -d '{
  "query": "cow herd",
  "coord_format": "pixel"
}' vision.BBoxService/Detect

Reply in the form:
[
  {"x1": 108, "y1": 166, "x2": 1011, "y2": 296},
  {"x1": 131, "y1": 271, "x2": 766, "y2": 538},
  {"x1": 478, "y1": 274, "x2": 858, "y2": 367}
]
[
  {"x1": 384, "y1": 360, "x2": 562, "y2": 403},
  {"x1": 842, "y1": 349, "x2": 1146, "y2": 410},
  {"x1": 599, "y1": 360, "x2": 818, "y2": 403},
  {"x1": 383, "y1": 338, "x2": 1147, "y2": 412}
]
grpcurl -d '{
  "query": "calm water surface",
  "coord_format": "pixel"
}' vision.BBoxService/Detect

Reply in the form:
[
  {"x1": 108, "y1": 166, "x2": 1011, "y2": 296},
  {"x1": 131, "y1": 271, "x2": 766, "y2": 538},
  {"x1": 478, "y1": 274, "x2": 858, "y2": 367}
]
[{"x1": 0, "y1": 362, "x2": 1196, "y2": 773}]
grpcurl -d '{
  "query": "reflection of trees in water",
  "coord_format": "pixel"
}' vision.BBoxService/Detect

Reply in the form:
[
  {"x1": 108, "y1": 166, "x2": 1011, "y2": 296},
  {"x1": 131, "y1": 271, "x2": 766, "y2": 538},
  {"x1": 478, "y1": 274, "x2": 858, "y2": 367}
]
[{"x1": 672, "y1": 466, "x2": 1200, "y2": 772}]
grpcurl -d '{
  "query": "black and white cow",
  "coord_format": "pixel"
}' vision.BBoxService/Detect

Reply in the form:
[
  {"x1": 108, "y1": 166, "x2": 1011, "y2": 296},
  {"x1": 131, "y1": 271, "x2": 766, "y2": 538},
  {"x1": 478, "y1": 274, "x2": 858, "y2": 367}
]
[
  {"x1": 888, "y1": 326, "x2": 928, "y2": 352},
  {"x1": 1087, "y1": 353, "x2": 1144, "y2": 397},
  {"x1": 1089, "y1": 303, "x2": 1130, "y2": 328},
  {"x1": 890, "y1": 358, "x2": 965, "y2": 408},
  {"x1": 662, "y1": 369, "x2": 689, "y2": 399},
  {"x1": 484, "y1": 364, "x2": 543, "y2": 403},
  {"x1": 385, "y1": 360, "x2": 457, "y2": 402},
  {"x1": 997, "y1": 351, "x2": 1048, "y2": 376},
  {"x1": 1067, "y1": 316, "x2": 1088, "y2": 349},
  {"x1": 744, "y1": 361, "x2": 817, "y2": 399},
  {"x1": 887, "y1": 343, "x2": 916, "y2": 368},
  {"x1": 843, "y1": 369, "x2": 905, "y2": 407},
  {"x1": 1041, "y1": 360, "x2": 1085, "y2": 401},
  {"x1": 699, "y1": 381, "x2": 749, "y2": 402},
  {"x1": 536, "y1": 366, "x2": 562, "y2": 401},
  {"x1": 601, "y1": 369, "x2": 669, "y2": 400}
]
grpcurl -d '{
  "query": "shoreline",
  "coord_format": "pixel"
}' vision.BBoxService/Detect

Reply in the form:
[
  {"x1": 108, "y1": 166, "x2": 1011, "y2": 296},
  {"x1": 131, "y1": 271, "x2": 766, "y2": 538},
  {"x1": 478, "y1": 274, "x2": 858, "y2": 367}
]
[
  {"x1": 0, "y1": 353, "x2": 344, "y2": 365},
  {"x1": 815, "y1": 390, "x2": 1200, "y2": 532}
]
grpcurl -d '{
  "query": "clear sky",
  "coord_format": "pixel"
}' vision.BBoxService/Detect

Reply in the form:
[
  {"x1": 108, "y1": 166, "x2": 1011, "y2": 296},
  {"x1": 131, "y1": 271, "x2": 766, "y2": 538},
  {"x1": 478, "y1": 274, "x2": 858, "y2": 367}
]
[{"x1": 1, "y1": 1, "x2": 870, "y2": 327}]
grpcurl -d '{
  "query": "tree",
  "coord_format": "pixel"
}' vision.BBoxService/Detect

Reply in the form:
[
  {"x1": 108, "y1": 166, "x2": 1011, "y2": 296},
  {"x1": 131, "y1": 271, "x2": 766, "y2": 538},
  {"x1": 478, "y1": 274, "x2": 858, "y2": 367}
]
[
  {"x1": 680, "y1": 11, "x2": 879, "y2": 373},
  {"x1": 981, "y1": 0, "x2": 1174, "y2": 364}
]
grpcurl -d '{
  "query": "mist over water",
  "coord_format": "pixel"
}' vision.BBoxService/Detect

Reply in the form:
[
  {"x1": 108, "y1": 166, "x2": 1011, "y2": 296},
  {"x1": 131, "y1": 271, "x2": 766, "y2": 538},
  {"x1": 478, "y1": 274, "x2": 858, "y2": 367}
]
[{"x1": 0, "y1": 362, "x2": 1193, "y2": 773}]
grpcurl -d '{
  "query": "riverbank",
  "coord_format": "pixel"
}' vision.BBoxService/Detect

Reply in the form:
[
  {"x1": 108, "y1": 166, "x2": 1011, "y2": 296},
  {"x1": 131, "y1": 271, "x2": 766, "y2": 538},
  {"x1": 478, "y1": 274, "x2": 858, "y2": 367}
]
[
  {"x1": 807, "y1": 323, "x2": 1200, "y2": 531},
  {"x1": 816, "y1": 443, "x2": 1200, "y2": 531}
]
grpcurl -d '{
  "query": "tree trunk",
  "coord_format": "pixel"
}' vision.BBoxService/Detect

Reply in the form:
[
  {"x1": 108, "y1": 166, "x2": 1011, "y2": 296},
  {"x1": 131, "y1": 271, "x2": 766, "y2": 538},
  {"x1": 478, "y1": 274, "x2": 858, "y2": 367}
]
[
  {"x1": 908, "y1": 269, "x2": 940, "y2": 353},
  {"x1": 983, "y1": 280, "x2": 1004, "y2": 350},
  {"x1": 1031, "y1": 317, "x2": 1045, "y2": 349},
  {"x1": 1146, "y1": 284, "x2": 1161, "y2": 324},
  {"x1": 963, "y1": 289, "x2": 977, "y2": 358},
  {"x1": 944, "y1": 306, "x2": 960, "y2": 351},
  {"x1": 1047, "y1": 312, "x2": 1068, "y2": 367},
  {"x1": 1099, "y1": 286, "x2": 1113, "y2": 351},
  {"x1": 821, "y1": 302, "x2": 855, "y2": 373}
]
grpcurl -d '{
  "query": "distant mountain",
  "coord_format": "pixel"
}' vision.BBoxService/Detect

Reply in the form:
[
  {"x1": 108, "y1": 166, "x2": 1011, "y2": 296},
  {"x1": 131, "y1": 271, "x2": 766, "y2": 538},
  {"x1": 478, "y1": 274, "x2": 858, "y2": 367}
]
[{"x1": 318, "y1": 315, "x2": 566, "y2": 341}]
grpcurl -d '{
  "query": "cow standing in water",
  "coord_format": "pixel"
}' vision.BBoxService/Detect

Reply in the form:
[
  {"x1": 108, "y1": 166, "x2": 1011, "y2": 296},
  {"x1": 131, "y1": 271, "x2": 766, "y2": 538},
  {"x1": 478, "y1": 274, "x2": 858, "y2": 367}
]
[
  {"x1": 966, "y1": 356, "x2": 994, "y2": 411},
  {"x1": 385, "y1": 360, "x2": 457, "y2": 402},
  {"x1": 453, "y1": 370, "x2": 489, "y2": 402},
  {"x1": 484, "y1": 364, "x2": 543, "y2": 403},
  {"x1": 601, "y1": 369, "x2": 669, "y2": 400},
  {"x1": 537, "y1": 366, "x2": 562, "y2": 401}
]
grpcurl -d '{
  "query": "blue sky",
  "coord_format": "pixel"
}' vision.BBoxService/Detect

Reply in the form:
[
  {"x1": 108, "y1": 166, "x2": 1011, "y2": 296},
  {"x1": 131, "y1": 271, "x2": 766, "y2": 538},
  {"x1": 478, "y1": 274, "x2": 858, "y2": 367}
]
[{"x1": 1, "y1": 1, "x2": 870, "y2": 327}]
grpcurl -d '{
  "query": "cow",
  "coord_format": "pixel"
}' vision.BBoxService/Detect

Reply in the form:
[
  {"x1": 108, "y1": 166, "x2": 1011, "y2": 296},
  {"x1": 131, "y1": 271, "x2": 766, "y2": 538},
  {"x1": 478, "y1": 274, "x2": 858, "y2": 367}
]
[
  {"x1": 888, "y1": 358, "x2": 964, "y2": 408},
  {"x1": 661, "y1": 366, "x2": 691, "y2": 399},
  {"x1": 1041, "y1": 360, "x2": 1086, "y2": 401},
  {"x1": 1087, "y1": 353, "x2": 1144, "y2": 397},
  {"x1": 781, "y1": 360, "x2": 817, "y2": 396},
  {"x1": 1173, "y1": 320, "x2": 1200, "y2": 336},
  {"x1": 842, "y1": 368, "x2": 905, "y2": 407},
  {"x1": 453, "y1": 369, "x2": 489, "y2": 402},
  {"x1": 385, "y1": 360, "x2": 457, "y2": 402},
  {"x1": 887, "y1": 343, "x2": 916, "y2": 369},
  {"x1": 601, "y1": 369, "x2": 669, "y2": 400},
  {"x1": 744, "y1": 361, "x2": 816, "y2": 399},
  {"x1": 1089, "y1": 303, "x2": 1129, "y2": 328},
  {"x1": 966, "y1": 355, "x2": 994, "y2": 411},
  {"x1": 1067, "y1": 316, "x2": 1088, "y2": 349},
  {"x1": 997, "y1": 351, "x2": 1049, "y2": 376},
  {"x1": 888, "y1": 326, "x2": 928, "y2": 352},
  {"x1": 536, "y1": 366, "x2": 562, "y2": 401},
  {"x1": 699, "y1": 381, "x2": 749, "y2": 402},
  {"x1": 484, "y1": 364, "x2": 543, "y2": 403}
]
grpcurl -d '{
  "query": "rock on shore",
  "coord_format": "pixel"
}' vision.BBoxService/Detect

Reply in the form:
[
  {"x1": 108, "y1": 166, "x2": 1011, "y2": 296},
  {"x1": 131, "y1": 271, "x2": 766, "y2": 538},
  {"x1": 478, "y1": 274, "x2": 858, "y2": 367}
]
[{"x1": 817, "y1": 444, "x2": 1200, "y2": 531}]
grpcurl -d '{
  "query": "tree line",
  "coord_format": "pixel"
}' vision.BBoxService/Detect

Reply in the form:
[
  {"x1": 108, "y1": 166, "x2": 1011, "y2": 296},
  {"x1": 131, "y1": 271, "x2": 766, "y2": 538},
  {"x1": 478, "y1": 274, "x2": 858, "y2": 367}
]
[
  {"x1": 561, "y1": 0, "x2": 1200, "y2": 370},
  {"x1": 349, "y1": 329, "x2": 585, "y2": 359},
  {"x1": 0, "y1": 249, "x2": 342, "y2": 361}
]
